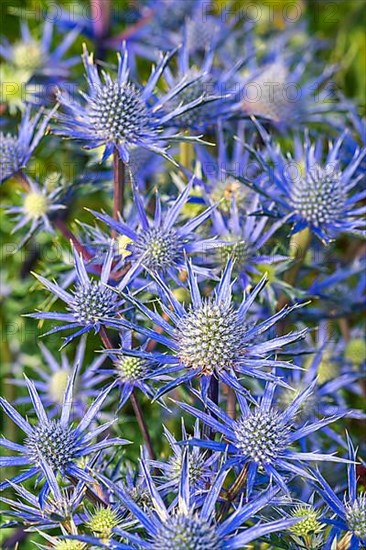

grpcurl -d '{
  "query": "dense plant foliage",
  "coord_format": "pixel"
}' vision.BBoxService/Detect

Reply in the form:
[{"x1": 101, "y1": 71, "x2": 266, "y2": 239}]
[{"x1": 1, "y1": 1, "x2": 365, "y2": 549}]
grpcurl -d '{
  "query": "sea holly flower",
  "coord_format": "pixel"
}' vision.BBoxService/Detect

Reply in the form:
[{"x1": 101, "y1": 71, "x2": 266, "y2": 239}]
[
  {"x1": 55, "y1": 43, "x2": 213, "y2": 163},
  {"x1": 6, "y1": 175, "x2": 67, "y2": 247},
  {"x1": 0, "y1": 20, "x2": 79, "y2": 79},
  {"x1": 106, "y1": 259, "x2": 306, "y2": 400},
  {"x1": 9, "y1": 336, "x2": 108, "y2": 417},
  {"x1": 178, "y1": 380, "x2": 348, "y2": 495},
  {"x1": 235, "y1": 53, "x2": 348, "y2": 129},
  {"x1": 246, "y1": 121, "x2": 366, "y2": 243},
  {"x1": 28, "y1": 242, "x2": 139, "y2": 347},
  {"x1": 278, "y1": 323, "x2": 366, "y2": 427},
  {"x1": 0, "y1": 374, "x2": 128, "y2": 501},
  {"x1": 161, "y1": 41, "x2": 240, "y2": 132},
  {"x1": 86, "y1": 505, "x2": 124, "y2": 541},
  {"x1": 1, "y1": 479, "x2": 86, "y2": 529},
  {"x1": 95, "y1": 451, "x2": 303, "y2": 549},
  {"x1": 149, "y1": 420, "x2": 220, "y2": 494},
  {"x1": 100, "y1": 331, "x2": 161, "y2": 409},
  {"x1": 211, "y1": 194, "x2": 291, "y2": 291},
  {"x1": 312, "y1": 436, "x2": 366, "y2": 549},
  {"x1": 194, "y1": 121, "x2": 256, "y2": 214},
  {"x1": 90, "y1": 177, "x2": 219, "y2": 276},
  {"x1": 0, "y1": 105, "x2": 56, "y2": 183}
]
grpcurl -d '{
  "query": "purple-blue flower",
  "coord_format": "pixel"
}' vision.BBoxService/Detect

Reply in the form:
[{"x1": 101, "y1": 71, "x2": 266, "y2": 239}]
[
  {"x1": 0, "y1": 375, "x2": 128, "y2": 503},
  {"x1": 90, "y1": 177, "x2": 219, "y2": 275},
  {"x1": 178, "y1": 380, "x2": 348, "y2": 495},
  {"x1": 106, "y1": 259, "x2": 306, "y2": 399},
  {"x1": 55, "y1": 43, "x2": 213, "y2": 163},
  {"x1": 0, "y1": 20, "x2": 79, "y2": 79},
  {"x1": 27, "y1": 241, "x2": 139, "y2": 347},
  {"x1": 313, "y1": 436, "x2": 366, "y2": 549},
  {"x1": 1, "y1": 105, "x2": 56, "y2": 183},
  {"x1": 93, "y1": 451, "x2": 303, "y2": 549},
  {"x1": 247, "y1": 121, "x2": 366, "y2": 243}
]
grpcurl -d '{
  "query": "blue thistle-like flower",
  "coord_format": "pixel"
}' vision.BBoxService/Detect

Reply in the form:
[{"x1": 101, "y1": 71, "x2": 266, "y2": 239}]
[
  {"x1": 279, "y1": 323, "x2": 366, "y2": 428},
  {"x1": 1, "y1": 478, "x2": 85, "y2": 529},
  {"x1": 0, "y1": 105, "x2": 56, "y2": 183},
  {"x1": 0, "y1": 375, "x2": 128, "y2": 502},
  {"x1": 149, "y1": 420, "x2": 219, "y2": 494},
  {"x1": 90, "y1": 177, "x2": 219, "y2": 275},
  {"x1": 6, "y1": 175, "x2": 67, "y2": 247},
  {"x1": 234, "y1": 50, "x2": 349, "y2": 129},
  {"x1": 194, "y1": 121, "x2": 256, "y2": 214},
  {"x1": 211, "y1": 194, "x2": 291, "y2": 291},
  {"x1": 161, "y1": 42, "x2": 238, "y2": 132},
  {"x1": 247, "y1": 121, "x2": 366, "y2": 243},
  {"x1": 106, "y1": 259, "x2": 306, "y2": 399},
  {"x1": 92, "y1": 451, "x2": 303, "y2": 549},
  {"x1": 0, "y1": 20, "x2": 79, "y2": 78},
  {"x1": 178, "y1": 380, "x2": 348, "y2": 495},
  {"x1": 9, "y1": 336, "x2": 108, "y2": 417},
  {"x1": 55, "y1": 43, "x2": 212, "y2": 163},
  {"x1": 100, "y1": 331, "x2": 160, "y2": 408},
  {"x1": 27, "y1": 241, "x2": 138, "y2": 347},
  {"x1": 313, "y1": 436, "x2": 366, "y2": 548}
]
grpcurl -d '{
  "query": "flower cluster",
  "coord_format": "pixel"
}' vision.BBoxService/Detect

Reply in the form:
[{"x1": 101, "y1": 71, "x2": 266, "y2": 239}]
[{"x1": 1, "y1": 3, "x2": 365, "y2": 550}]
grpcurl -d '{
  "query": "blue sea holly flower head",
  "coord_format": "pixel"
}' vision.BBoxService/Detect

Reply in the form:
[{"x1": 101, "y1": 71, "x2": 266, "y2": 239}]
[
  {"x1": 312, "y1": 436, "x2": 366, "y2": 548},
  {"x1": 0, "y1": 105, "x2": 57, "y2": 184},
  {"x1": 161, "y1": 40, "x2": 240, "y2": 132},
  {"x1": 90, "y1": 177, "x2": 219, "y2": 275},
  {"x1": 107, "y1": 259, "x2": 307, "y2": 400},
  {"x1": 178, "y1": 380, "x2": 349, "y2": 496},
  {"x1": 55, "y1": 42, "x2": 213, "y2": 164},
  {"x1": 101, "y1": 331, "x2": 160, "y2": 409},
  {"x1": 0, "y1": 20, "x2": 80, "y2": 79},
  {"x1": 278, "y1": 323, "x2": 366, "y2": 426},
  {"x1": 210, "y1": 194, "x2": 291, "y2": 291},
  {"x1": 149, "y1": 420, "x2": 220, "y2": 494},
  {"x1": 6, "y1": 175, "x2": 67, "y2": 247},
  {"x1": 234, "y1": 47, "x2": 349, "y2": 130},
  {"x1": 1, "y1": 478, "x2": 86, "y2": 529},
  {"x1": 0, "y1": 374, "x2": 128, "y2": 501},
  {"x1": 28, "y1": 241, "x2": 139, "y2": 347},
  {"x1": 194, "y1": 120, "x2": 256, "y2": 215},
  {"x1": 9, "y1": 336, "x2": 108, "y2": 418},
  {"x1": 97, "y1": 451, "x2": 304, "y2": 549},
  {"x1": 248, "y1": 120, "x2": 366, "y2": 243}
]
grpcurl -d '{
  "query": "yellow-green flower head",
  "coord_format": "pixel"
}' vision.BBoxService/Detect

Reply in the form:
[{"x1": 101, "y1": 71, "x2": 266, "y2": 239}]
[
  {"x1": 116, "y1": 356, "x2": 148, "y2": 383},
  {"x1": 87, "y1": 505, "x2": 120, "y2": 539},
  {"x1": 210, "y1": 178, "x2": 249, "y2": 214},
  {"x1": 345, "y1": 338, "x2": 366, "y2": 367},
  {"x1": 54, "y1": 540, "x2": 86, "y2": 550},
  {"x1": 288, "y1": 505, "x2": 323, "y2": 537},
  {"x1": 48, "y1": 369, "x2": 70, "y2": 405},
  {"x1": 23, "y1": 191, "x2": 49, "y2": 219},
  {"x1": 12, "y1": 40, "x2": 43, "y2": 71}
]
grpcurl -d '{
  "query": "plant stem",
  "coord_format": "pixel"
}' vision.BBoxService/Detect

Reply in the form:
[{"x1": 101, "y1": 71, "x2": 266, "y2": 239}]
[
  {"x1": 130, "y1": 391, "x2": 156, "y2": 460},
  {"x1": 226, "y1": 387, "x2": 236, "y2": 418},
  {"x1": 179, "y1": 140, "x2": 195, "y2": 170},
  {"x1": 277, "y1": 227, "x2": 312, "y2": 312},
  {"x1": 113, "y1": 149, "x2": 125, "y2": 221},
  {"x1": 203, "y1": 376, "x2": 219, "y2": 439},
  {"x1": 99, "y1": 327, "x2": 156, "y2": 459},
  {"x1": 53, "y1": 218, "x2": 92, "y2": 260},
  {"x1": 208, "y1": 375, "x2": 219, "y2": 404}
]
